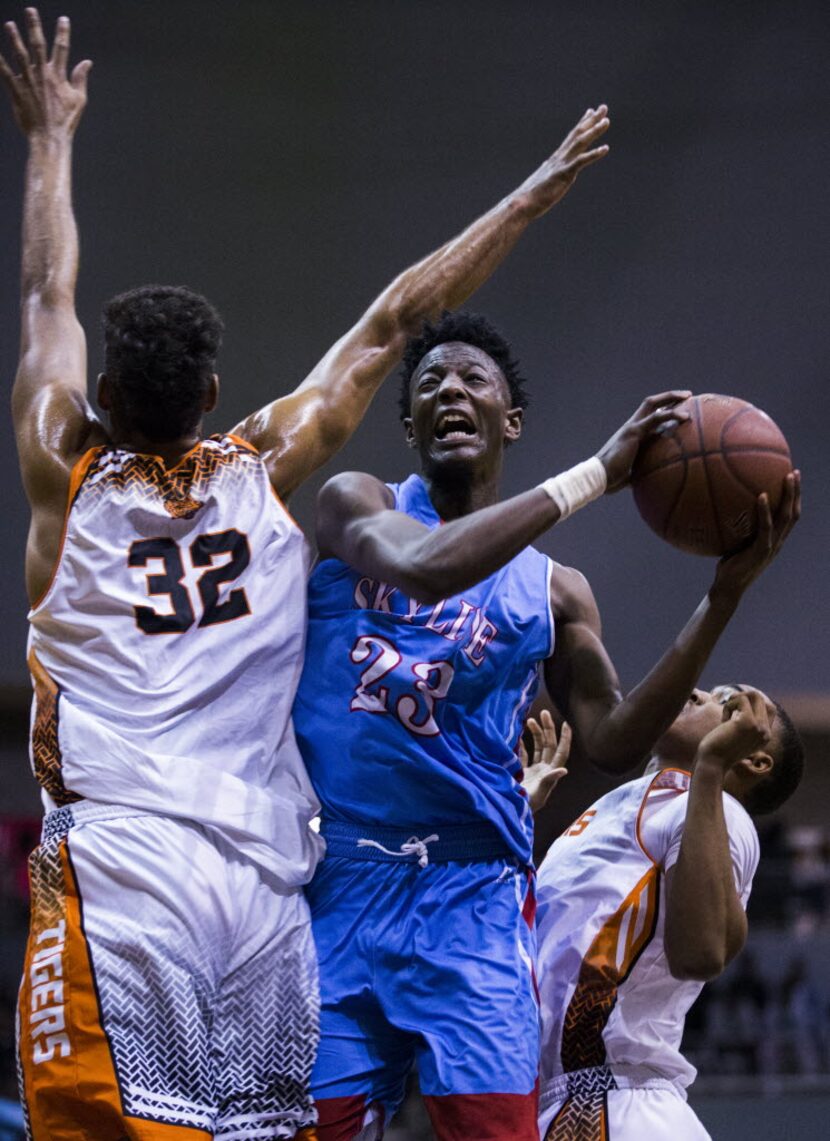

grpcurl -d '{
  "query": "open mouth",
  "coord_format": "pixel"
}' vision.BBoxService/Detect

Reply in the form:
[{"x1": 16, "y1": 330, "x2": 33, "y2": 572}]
[{"x1": 434, "y1": 413, "x2": 477, "y2": 442}]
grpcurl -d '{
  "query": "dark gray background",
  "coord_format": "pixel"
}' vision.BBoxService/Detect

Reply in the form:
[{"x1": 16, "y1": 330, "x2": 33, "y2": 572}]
[{"x1": 1, "y1": 0, "x2": 828, "y2": 703}]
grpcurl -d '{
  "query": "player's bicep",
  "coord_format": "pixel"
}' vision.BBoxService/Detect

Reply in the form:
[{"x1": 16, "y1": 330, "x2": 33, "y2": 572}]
[
  {"x1": 316, "y1": 471, "x2": 429, "y2": 581},
  {"x1": 544, "y1": 568, "x2": 622, "y2": 759},
  {"x1": 232, "y1": 317, "x2": 404, "y2": 498}
]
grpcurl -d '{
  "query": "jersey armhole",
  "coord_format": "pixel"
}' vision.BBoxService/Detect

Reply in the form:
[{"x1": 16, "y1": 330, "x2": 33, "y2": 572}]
[
  {"x1": 544, "y1": 556, "x2": 556, "y2": 659},
  {"x1": 635, "y1": 768, "x2": 691, "y2": 866},
  {"x1": 30, "y1": 446, "x2": 102, "y2": 613}
]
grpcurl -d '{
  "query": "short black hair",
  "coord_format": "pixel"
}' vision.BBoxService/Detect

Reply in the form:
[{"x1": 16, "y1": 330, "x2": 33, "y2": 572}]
[
  {"x1": 102, "y1": 285, "x2": 224, "y2": 442},
  {"x1": 398, "y1": 310, "x2": 529, "y2": 420},
  {"x1": 742, "y1": 700, "x2": 805, "y2": 816}
]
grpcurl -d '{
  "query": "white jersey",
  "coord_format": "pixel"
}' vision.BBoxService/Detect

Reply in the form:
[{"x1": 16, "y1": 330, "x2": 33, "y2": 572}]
[
  {"x1": 536, "y1": 767, "x2": 758, "y2": 1103},
  {"x1": 27, "y1": 434, "x2": 324, "y2": 887}
]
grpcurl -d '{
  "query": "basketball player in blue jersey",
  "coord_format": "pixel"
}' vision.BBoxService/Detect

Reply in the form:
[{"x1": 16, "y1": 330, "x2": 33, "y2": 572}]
[
  {"x1": 292, "y1": 311, "x2": 800, "y2": 1138},
  {"x1": 2, "y1": 10, "x2": 616, "y2": 1139}
]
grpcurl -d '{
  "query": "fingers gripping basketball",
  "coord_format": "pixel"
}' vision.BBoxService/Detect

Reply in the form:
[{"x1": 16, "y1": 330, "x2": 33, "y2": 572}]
[{"x1": 631, "y1": 394, "x2": 792, "y2": 556}]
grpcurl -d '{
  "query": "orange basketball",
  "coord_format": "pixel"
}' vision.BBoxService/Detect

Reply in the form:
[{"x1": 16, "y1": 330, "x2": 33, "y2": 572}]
[{"x1": 631, "y1": 394, "x2": 792, "y2": 557}]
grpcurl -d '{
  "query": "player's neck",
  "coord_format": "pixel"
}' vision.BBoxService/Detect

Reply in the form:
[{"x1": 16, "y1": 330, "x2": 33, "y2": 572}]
[
  {"x1": 423, "y1": 468, "x2": 501, "y2": 520},
  {"x1": 109, "y1": 425, "x2": 205, "y2": 468},
  {"x1": 648, "y1": 754, "x2": 692, "y2": 774}
]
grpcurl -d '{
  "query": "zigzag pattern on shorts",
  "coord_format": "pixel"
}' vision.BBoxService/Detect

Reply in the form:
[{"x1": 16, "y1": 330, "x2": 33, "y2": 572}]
[
  {"x1": 212, "y1": 922, "x2": 319, "y2": 1138},
  {"x1": 88, "y1": 889, "x2": 319, "y2": 1136},
  {"x1": 543, "y1": 1090, "x2": 609, "y2": 1141}
]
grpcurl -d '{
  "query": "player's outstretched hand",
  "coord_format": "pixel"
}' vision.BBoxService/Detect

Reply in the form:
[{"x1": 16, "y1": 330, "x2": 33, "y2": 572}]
[
  {"x1": 514, "y1": 105, "x2": 610, "y2": 219},
  {"x1": 696, "y1": 689, "x2": 773, "y2": 778},
  {"x1": 710, "y1": 471, "x2": 801, "y2": 602},
  {"x1": 596, "y1": 391, "x2": 692, "y2": 493},
  {"x1": 0, "y1": 9, "x2": 91, "y2": 136},
  {"x1": 519, "y1": 710, "x2": 571, "y2": 814}
]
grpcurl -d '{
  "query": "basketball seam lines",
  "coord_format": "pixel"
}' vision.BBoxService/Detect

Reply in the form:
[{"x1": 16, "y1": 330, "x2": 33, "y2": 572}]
[{"x1": 696, "y1": 398, "x2": 727, "y2": 554}]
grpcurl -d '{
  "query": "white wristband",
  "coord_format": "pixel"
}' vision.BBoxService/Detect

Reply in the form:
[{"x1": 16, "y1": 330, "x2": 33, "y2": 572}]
[{"x1": 538, "y1": 456, "x2": 607, "y2": 520}]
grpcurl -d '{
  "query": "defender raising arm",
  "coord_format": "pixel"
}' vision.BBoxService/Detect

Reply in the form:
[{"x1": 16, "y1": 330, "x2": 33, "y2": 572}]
[{"x1": 2, "y1": 10, "x2": 611, "y2": 603}]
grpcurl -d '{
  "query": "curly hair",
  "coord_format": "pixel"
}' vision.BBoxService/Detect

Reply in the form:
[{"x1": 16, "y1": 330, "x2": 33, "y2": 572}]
[
  {"x1": 742, "y1": 700, "x2": 805, "y2": 816},
  {"x1": 398, "y1": 311, "x2": 529, "y2": 420},
  {"x1": 102, "y1": 285, "x2": 224, "y2": 442}
]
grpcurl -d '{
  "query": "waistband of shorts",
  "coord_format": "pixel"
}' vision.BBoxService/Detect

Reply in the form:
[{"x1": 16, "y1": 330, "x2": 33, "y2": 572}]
[
  {"x1": 540, "y1": 1068, "x2": 687, "y2": 1108},
  {"x1": 41, "y1": 800, "x2": 161, "y2": 842},
  {"x1": 319, "y1": 818, "x2": 516, "y2": 864}
]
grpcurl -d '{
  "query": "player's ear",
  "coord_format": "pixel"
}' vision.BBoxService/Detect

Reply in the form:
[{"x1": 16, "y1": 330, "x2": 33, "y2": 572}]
[
  {"x1": 97, "y1": 373, "x2": 110, "y2": 410},
  {"x1": 739, "y1": 750, "x2": 774, "y2": 778},
  {"x1": 504, "y1": 407, "x2": 523, "y2": 444},
  {"x1": 403, "y1": 418, "x2": 417, "y2": 449},
  {"x1": 204, "y1": 374, "x2": 219, "y2": 413}
]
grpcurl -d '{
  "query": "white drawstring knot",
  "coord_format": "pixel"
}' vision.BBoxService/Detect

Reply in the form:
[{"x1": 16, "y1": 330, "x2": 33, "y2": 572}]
[{"x1": 357, "y1": 833, "x2": 440, "y2": 868}]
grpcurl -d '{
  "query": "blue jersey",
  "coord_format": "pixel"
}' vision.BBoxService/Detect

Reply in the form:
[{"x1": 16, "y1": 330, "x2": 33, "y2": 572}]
[{"x1": 293, "y1": 473, "x2": 555, "y2": 864}]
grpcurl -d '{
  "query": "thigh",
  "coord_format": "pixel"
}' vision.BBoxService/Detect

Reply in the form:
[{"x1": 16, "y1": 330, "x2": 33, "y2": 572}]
[
  {"x1": 308, "y1": 857, "x2": 416, "y2": 1137},
  {"x1": 19, "y1": 812, "x2": 228, "y2": 1140},
  {"x1": 400, "y1": 862, "x2": 539, "y2": 1099},
  {"x1": 212, "y1": 880, "x2": 320, "y2": 1140}
]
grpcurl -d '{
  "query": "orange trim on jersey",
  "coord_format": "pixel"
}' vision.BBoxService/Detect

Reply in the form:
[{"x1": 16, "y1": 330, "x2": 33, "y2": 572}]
[
  {"x1": 31, "y1": 446, "x2": 102, "y2": 612},
  {"x1": 269, "y1": 480, "x2": 305, "y2": 534},
  {"x1": 635, "y1": 767, "x2": 691, "y2": 865},
  {"x1": 27, "y1": 649, "x2": 80, "y2": 806},
  {"x1": 560, "y1": 865, "x2": 659, "y2": 1074},
  {"x1": 225, "y1": 431, "x2": 260, "y2": 455}
]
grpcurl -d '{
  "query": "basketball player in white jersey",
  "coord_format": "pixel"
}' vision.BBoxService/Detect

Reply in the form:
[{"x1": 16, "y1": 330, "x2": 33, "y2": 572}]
[
  {"x1": 527, "y1": 686, "x2": 805, "y2": 1140},
  {"x1": 1, "y1": 10, "x2": 615, "y2": 1138}
]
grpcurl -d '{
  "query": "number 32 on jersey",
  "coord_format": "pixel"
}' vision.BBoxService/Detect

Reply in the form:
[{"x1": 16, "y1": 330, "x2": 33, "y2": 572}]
[{"x1": 128, "y1": 528, "x2": 251, "y2": 634}]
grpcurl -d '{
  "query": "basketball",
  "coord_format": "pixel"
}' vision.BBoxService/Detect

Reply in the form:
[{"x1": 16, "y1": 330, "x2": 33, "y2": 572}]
[{"x1": 631, "y1": 394, "x2": 792, "y2": 557}]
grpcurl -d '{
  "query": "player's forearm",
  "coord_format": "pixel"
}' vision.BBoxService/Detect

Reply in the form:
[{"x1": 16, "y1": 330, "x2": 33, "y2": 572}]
[
  {"x1": 664, "y1": 760, "x2": 747, "y2": 980},
  {"x1": 586, "y1": 589, "x2": 741, "y2": 772},
  {"x1": 368, "y1": 193, "x2": 536, "y2": 353},
  {"x1": 354, "y1": 486, "x2": 562, "y2": 604},
  {"x1": 20, "y1": 133, "x2": 79, "y2": 314}
]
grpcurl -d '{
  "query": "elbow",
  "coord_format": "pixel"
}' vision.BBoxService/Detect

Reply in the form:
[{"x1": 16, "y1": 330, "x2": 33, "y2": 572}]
[
  {"x1": 582, "y1": 741, "x2": 647, "y2": 777},
  {"x1": 396, "y1": 571, "x2": 447, "y2": 607},
  {"x1": 665, "y1": 943, "x2": 726, "y2": 982}
]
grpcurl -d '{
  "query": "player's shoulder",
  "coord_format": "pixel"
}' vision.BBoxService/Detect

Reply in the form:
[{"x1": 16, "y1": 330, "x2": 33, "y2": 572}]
[
  {"x1": 319, "y1": 470, "x2": 395, "y2": 514},
  {"x1": 548, "y1": 559, "x2": 598, "y2": 621}
]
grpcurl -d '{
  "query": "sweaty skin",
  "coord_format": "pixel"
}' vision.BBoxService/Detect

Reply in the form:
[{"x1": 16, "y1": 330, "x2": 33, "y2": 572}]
[
  {"x1": 316, "y1": 341, "x2": 800, "y2": 775},
  {"x1": 1, "y1": 9, "x2": 613, "y2": 605}
]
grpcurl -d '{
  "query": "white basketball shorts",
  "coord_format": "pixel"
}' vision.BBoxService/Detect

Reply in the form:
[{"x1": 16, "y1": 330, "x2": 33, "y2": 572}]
[
  {"x1": 540, "y1": 1078, "x2": 711, "y2": 1140},
  {"x1": 18, "y1": 802, "x2": 319, "y2": 1141}
]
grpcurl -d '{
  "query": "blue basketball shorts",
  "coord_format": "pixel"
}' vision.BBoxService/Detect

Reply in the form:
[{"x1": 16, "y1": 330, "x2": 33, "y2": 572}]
[{"x1": 306, "y1": 831, "x2": 539, "y2": 1140}]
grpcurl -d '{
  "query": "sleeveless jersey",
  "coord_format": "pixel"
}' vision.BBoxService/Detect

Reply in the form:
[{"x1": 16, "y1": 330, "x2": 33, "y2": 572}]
[
  {"x1": 27, "y1": 434, "x2": 323, "y2": 887},
  {"x1": 536, "y1": 768, "x2": 759, "y2": 1093},
  {"x1": 293, "y1": 472, "x2": 555, "y2": 864}
]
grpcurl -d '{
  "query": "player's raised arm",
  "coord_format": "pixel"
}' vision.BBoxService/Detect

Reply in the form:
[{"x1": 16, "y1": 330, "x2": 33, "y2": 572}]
[
  {"x1": 663, "y1": 690, "x2": 771, "y2": 979},
  {"x1": 315, "y1": 391, "x2": 689, "y2": 603},
  {"x1": 232, "y1": 105, "x2": 611, "y2": 499},
  {"x1": 544, "y1": 473, "x2": 801, "y2": 774},
  {"x1": 1, "y1": 9, "x2": 102, "y2": 599}
]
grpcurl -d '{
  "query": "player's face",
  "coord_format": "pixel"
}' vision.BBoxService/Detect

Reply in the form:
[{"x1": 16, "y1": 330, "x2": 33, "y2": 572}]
[
  {"x1": 404, "y1": 343, "x2": 521, "y2": 473},
  {"x1": 655, "y1": 684, "x2": 774, "y2": 764}
]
